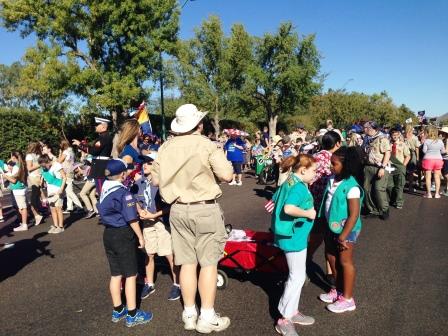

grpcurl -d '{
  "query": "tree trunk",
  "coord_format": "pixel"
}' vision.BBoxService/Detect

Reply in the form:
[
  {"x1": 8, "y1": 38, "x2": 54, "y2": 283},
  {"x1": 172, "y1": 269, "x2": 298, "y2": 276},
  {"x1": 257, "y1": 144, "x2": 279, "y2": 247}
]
[
  {"x1": 211, "y1": 112, "x2": 220, "y2": 135},
  {"x1": 269, "y1": 115, "x2": 278, "y2": 139},
  {"x1": 111, "y1": 110, "x2": 118, "y2": 131},
  {"x1": 210, "y1": 97, "x2": 221, "y2": 135}
]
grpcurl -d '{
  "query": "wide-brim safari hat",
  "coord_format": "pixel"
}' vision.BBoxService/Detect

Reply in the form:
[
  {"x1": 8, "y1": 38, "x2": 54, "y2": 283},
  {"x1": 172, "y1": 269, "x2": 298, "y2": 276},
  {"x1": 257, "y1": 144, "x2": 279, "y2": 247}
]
[
  {"x1": 171, "y1": 104, "x2": 208, "y2": 134},
  {"x1": 439, "y1": 126, "x2": 448, "y2": 134},
  {"x1": 272, "y1": 135, "x2": 282, "y2": 144}
]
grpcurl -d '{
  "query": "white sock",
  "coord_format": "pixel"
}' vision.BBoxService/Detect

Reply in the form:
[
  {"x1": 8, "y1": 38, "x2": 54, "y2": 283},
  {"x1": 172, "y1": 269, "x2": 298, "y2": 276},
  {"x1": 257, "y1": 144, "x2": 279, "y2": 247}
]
[
  {"x1": 146, "y1": 282, "x2": 154, "y2": 287},
  {"x1": 173, "y1": 283, "x2": 180, "y2": 287},
  {"x1": 200, "y1": 308, "x2": 215, "y2": 321},
  {"x1": 184, "y1": 305, "x2": 196, "y2": 316}
]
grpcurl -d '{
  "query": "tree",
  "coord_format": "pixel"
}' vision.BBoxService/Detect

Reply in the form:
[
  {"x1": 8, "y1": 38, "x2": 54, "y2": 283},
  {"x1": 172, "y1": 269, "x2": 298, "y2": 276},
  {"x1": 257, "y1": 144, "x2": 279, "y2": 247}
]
[
  {"x1": 309, "y1": 91, "x2": 414, "y2": 128},
  {"x1": 0, "y1": 62, "x2": 28, "y2": 107},
  {"x1": 0, "y1": 0, "x2": 180, "y2": 121},
  {"x1": 244, "y1": 22, "x2": 322, "y2": 137},
  {"x1": 176, "y1": 16, "x2": 225, "y2": 134}
]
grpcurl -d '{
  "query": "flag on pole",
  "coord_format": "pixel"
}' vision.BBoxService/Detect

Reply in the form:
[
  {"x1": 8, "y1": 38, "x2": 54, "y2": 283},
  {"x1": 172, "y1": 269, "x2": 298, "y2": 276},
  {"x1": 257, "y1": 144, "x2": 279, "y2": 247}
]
[{"x1": 133, "y1": 101, "x2": 153, "y2": 135}]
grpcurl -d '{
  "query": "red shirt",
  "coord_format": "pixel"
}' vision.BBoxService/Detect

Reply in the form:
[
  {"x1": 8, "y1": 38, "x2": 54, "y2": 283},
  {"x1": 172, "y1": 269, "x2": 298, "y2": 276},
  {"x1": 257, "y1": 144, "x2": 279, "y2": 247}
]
[{"x1": 310, "y1": 150, "x2": 332, "y2": 208}]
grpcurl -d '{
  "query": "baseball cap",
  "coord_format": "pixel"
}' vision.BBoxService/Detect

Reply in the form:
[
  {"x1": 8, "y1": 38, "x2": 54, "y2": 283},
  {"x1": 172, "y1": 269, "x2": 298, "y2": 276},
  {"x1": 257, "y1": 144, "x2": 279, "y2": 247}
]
[
  {"x1": 105, "y1": 159, "x2": 131, "y2": 176},
  {"x1": 363, "y1": 121, "x2": 379, "y2": 130}
]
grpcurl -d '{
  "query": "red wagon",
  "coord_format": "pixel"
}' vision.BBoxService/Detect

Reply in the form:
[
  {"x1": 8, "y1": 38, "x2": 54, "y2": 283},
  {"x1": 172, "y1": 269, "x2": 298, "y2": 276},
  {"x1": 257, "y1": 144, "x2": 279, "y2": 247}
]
[{"x1": 217, "y1": 229, "x2": 288, "y2": 289}]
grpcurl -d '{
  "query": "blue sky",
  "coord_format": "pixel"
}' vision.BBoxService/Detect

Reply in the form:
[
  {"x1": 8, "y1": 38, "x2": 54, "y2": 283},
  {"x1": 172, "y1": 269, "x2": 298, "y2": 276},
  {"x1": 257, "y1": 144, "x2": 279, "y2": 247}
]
[{"x1": 1, "y1": 0, "x2": 447, "y2": 116}]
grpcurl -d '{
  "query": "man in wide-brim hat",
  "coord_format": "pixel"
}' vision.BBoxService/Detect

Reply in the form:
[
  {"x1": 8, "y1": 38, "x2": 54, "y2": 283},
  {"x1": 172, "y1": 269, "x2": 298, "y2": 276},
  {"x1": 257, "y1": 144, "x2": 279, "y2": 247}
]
[{"x1": 151, "y1": 104, "x2": 233, "y2": 333}]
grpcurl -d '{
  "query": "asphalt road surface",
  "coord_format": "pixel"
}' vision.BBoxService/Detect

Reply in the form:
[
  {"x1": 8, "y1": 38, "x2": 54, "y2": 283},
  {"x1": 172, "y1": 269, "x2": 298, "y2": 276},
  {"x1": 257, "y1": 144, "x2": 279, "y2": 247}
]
[{"x1": 1, "y1": 173, "x2": 447, "y2": 336}]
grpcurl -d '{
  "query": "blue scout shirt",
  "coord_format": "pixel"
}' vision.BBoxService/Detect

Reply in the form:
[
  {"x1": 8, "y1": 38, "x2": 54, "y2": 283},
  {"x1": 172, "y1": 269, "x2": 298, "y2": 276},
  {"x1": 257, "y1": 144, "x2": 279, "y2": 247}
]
[
  {"x1": 224, "y1": 138, "x2": 245, "y2": 162},
  {"x1": 131, "y1": 177, "x2": 168, "y2": 224},
  {"x1": 272, "y1": 174, "x2": 315, "y2": 252},
  {"x1": 98, "y1": 180, "x2": 138, "y2": 228}
]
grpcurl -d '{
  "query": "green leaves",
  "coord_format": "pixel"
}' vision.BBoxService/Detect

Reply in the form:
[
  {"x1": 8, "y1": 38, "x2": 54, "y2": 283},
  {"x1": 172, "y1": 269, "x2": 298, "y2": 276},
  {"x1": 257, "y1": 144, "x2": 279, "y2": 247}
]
[
  {"x1": 0, "y1": 0, "x2": 180, "y2": 115},
  {"x1": 309, "y1": 91, "x2": 414, "y2": 129}
]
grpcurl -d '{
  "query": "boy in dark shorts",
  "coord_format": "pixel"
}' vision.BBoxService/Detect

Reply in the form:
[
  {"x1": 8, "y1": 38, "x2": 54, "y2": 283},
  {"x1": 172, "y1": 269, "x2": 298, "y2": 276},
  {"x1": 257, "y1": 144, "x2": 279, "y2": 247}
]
[{"x1": 97, "y1": 159, "x2": 152, "y2": 328}]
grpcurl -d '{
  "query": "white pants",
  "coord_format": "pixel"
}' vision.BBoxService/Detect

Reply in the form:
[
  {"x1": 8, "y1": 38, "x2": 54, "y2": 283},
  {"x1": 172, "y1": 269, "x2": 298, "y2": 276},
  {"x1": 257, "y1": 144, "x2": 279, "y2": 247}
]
[
  {"x1": 65, "y1": 177, "x2": 83, "y2": 211},
  {"x1": 278, "y1": 249, "x2": 307, "y2": 318}
]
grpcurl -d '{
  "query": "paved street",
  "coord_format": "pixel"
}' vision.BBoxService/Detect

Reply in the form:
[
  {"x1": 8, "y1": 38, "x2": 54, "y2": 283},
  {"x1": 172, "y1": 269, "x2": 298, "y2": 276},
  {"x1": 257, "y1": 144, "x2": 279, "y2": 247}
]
[{"x1": 1, "y1": 173, "x2": 447, "y2": 336}]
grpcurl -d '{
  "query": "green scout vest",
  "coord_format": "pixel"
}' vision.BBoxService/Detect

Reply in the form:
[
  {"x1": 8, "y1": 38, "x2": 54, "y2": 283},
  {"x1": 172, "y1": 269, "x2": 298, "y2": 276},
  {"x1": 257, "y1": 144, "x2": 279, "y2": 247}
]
[
  {"x1": 40, "y1": 168, "x2": 63, "y2": 187},
  {"x1": 271, "y1": 174, "x2": 314, "y2": 252},
  {"x1": 319, "y1": 176, "x2": 363, "y2": 234},
  {"x1": 4, "y1": 163, "x2": 26, "y2": 190}
]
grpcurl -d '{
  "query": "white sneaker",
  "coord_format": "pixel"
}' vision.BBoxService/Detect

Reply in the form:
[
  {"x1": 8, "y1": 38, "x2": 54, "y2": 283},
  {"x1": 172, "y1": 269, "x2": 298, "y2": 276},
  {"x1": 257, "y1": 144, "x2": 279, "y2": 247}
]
[
  {"x1": 48, "y1": 226, "x2": 57, "y2": 233},
  {"x1": 236, "y1": 181, "x2": 242, "y2": 186},
  {"x1": 35, "y1": 215, "x2": 44, "y2": 226},
  {"x1": 228, "y1": 180, "x2": 237, "y2": 185},
  {"x1": 196, "y1": 314, "x2": 230, "y2": 334},
  {"x1": 51, "y1": 227, "x2": 64, "y2": 234},
  {"x1": 13, "y1": 224, "x2": 28, "y2": 232},
  {"x1": 0, "y1": 217, "x2": 4, "y2": 223},
  {"x1": 182, "y1": 312, "x2": 198, "y2": 331}
]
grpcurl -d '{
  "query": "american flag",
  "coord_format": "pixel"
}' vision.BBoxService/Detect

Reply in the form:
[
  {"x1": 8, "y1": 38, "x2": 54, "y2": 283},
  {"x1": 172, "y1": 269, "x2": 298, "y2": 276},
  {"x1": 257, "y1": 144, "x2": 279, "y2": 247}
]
[{"x1": 265, "y1": 199, "x2": 275, "y2": 213}]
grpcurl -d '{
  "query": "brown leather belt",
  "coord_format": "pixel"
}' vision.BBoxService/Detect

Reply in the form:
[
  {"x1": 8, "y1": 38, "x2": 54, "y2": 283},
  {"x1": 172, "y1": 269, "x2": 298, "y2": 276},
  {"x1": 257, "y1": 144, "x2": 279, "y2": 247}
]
[{"x1": 175, "y1": 199, "x2": 217, "y2": 205}]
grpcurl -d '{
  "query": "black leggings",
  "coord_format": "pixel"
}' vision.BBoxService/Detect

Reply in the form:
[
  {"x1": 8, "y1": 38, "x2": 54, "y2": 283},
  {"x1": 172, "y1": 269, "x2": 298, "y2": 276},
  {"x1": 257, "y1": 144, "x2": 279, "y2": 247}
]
[{"x1": 30, "y1": 185, "x2": 42, "y2": 212}]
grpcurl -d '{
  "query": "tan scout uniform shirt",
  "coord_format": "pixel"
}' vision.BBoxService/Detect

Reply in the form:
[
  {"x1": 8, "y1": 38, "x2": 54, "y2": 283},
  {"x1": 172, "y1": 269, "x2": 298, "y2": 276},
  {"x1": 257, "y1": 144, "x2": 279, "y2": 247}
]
[
  {"x1": 152, "y1": 133, "x2": 233, "y2": 204},
  {"x1": 391, "y1": 140, "x2": 410, "y2": 164},
  {"x1": 367, "y1": 135, "x2": 391, "y2": 166}
]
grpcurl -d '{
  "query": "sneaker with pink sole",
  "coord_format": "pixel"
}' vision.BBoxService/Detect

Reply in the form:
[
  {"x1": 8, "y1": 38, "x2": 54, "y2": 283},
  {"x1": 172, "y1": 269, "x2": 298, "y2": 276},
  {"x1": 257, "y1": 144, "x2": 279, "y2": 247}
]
[
  {"x1": 275, "y1": 318, "x2": 298, "y2": 336},
  {"x1": 319, "y1": 288, "x2": 341, "y2": 303},
  {"x1": 327, "y1": 296, "x2": 356, "y2": 313}
]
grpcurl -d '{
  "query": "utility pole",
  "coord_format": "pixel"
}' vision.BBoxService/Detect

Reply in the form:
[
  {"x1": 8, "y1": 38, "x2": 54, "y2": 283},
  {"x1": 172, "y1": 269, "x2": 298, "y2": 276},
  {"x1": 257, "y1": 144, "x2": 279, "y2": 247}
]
[{"x1": 159, "y1": 51, "x2": 166, "y2": 140}]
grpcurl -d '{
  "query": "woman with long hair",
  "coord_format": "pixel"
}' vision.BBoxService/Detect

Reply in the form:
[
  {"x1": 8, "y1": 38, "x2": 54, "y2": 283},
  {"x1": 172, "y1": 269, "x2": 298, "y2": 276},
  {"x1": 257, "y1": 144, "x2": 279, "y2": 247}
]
[
  {"x1": 117, "y1": 119, "x2": 142, "y2": 165},
  {"x1": 2, "y1": 151, "x2": 29, "y2": 231},
  {"x1": 422, "y1": 126, "x2": 445, "y2": 198},
  {"x1": 58, "y1": 139, "x2": 83, "y2": 213},
  {"x1": 25, "y1": 142, "x2": 44, "y2": 225},
  {"x1": 117, "y1": 119, "x2": 143, "y2": 186}
]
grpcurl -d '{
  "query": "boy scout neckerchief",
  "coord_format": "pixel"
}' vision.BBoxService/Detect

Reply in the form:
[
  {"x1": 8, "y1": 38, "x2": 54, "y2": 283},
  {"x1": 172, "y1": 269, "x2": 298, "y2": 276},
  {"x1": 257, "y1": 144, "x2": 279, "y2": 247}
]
[{"x1": 100, "y1": 180, "x2": 125, "y2": 203}]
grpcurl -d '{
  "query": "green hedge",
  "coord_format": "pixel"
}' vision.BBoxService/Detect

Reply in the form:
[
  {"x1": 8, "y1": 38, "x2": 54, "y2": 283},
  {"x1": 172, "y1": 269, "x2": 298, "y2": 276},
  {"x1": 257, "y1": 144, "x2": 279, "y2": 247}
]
[{"x1": 0, "y1": 108, "x2": 61, "y2": 160}]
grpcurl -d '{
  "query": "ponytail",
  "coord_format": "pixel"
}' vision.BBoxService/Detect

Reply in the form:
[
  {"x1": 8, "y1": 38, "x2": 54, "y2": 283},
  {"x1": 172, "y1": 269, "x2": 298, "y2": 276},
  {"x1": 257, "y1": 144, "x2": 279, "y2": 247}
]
[
  {"x1": 280, "y1": 154, "x2": 315, "y2": 173},
  {"x1": 11, "y1": 151, "x2": 27, "y2": 184}
]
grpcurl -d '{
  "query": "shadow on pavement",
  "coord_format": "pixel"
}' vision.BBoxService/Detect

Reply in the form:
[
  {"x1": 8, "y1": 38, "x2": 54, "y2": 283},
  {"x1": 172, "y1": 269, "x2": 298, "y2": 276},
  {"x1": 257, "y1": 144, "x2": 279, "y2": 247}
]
[
  {"x1": 0, "y1": 232, "x2": 54, "y2": 282},
  {"x1": 63, "y1": 211, "x2": 87, "y2": 230},
  {"x1": 253, "y1": 187, "x2": 276, "y2": 200}
]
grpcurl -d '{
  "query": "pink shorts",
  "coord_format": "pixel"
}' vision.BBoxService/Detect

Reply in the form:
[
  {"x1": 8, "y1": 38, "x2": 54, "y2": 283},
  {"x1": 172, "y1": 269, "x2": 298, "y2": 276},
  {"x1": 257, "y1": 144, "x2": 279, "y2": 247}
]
[{"x1": 422, "y1": 159, "x2": 443, "y2": 171}]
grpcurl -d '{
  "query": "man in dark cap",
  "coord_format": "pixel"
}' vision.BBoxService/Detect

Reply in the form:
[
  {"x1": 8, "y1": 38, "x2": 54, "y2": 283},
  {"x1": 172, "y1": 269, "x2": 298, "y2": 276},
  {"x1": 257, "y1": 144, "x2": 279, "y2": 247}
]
[{"x1": 72, "y1": 117, "x2": 113, "y2": 196}]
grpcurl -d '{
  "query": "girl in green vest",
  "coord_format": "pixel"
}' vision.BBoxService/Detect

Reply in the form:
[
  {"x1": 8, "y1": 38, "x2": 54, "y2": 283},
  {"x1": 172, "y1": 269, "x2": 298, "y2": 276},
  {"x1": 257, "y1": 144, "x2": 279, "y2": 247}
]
[
  {"x1": 38, "y1": 154, "x2": 67, "y2": 234},
  {"x1": 318, "y1": 146, "x2": 363, "y2": 313},
  {"x1": 271, "y1": 154, "x2": 317, "y2": 336},
  {"x1": 2, "y1": 152, "x2": 28, "y2": 231}
]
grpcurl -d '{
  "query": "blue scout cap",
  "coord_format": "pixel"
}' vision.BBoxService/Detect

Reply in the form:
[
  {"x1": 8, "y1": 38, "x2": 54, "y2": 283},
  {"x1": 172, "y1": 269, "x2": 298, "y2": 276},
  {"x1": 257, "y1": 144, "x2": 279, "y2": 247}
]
[{"x1": 105, "y1": 159, "x2": 129, "y2": 176}]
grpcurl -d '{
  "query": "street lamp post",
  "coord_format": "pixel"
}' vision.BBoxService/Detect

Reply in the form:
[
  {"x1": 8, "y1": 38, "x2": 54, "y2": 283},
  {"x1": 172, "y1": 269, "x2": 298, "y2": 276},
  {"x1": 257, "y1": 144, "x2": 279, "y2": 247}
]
[{"x1": 159, "y1": 51, "x2": 166, "y2": 140}]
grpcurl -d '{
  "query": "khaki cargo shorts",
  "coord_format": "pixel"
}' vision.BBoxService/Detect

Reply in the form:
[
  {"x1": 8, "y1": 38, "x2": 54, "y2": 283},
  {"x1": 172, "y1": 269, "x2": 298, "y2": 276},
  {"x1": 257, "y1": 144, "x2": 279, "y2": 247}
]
[
  {"x1": 170, "y1": 203, "x2": 227, "y2": 267},
  {"x1": 13, "y1": 194, "x2": 27, "y2": 209},
  {"x1": 48, "y1": 194, "x2": 63, "y2": 208},
  {"x1": 143, "y1": 221, "x2": 173, "y2": 256}
]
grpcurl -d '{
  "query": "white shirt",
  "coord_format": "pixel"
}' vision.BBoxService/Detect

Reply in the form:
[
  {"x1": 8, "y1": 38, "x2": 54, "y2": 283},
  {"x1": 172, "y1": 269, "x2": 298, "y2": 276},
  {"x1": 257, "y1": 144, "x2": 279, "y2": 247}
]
[
  {"x1": 62, "y1": 148, "x2": 75, "y2": 172},
  {"x1": 324, "y1": 177, "x2": 360, "y2": 220},
  {"x1": 47, "y1": 162, "x2": 63, "y2": 195},
  {"x1": 26, "y1": 153, "x2": 41, "y2": 177}
]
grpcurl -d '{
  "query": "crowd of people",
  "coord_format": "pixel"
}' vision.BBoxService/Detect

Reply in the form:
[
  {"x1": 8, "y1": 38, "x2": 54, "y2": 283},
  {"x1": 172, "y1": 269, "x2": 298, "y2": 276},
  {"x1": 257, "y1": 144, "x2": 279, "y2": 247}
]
[{"x1": 1, "y1": 103, "x2": 447, "y2": 334}]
